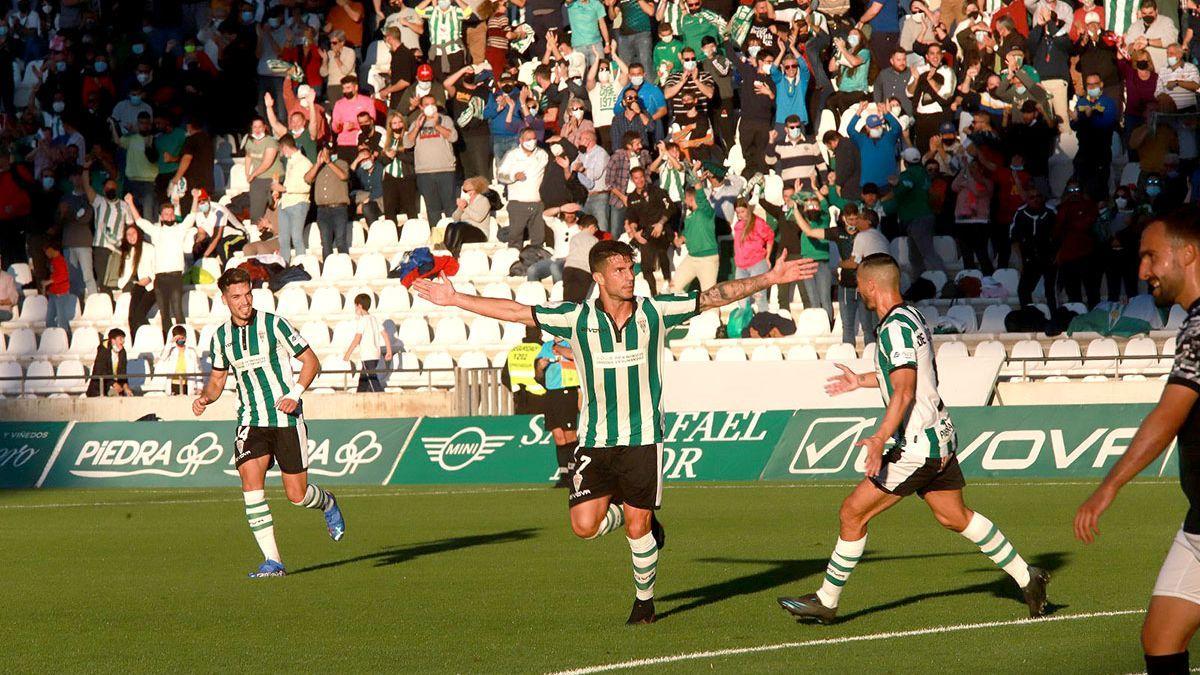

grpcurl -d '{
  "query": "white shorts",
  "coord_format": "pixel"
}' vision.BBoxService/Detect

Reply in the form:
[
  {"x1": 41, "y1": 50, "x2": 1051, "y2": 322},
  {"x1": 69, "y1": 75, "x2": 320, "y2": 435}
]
[{"x1": 1152, "y1": 528, "x2": 1200, "y2": 605}]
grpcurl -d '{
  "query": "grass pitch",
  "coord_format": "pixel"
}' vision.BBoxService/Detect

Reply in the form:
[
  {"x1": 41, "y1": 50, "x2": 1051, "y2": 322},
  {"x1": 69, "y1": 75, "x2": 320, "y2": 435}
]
[{"x1": 1, "y1": 480, "x2": 1186, "y2": 673}]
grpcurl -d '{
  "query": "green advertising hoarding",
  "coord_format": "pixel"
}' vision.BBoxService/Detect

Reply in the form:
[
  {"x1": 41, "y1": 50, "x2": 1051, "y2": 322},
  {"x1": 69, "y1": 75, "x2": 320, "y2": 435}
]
[
  {"x1": 388, "y1": 411, "x2": 794, "y2": 484},
  {"x1": 0, "y1": 423, "x2": 68, "y2": 488},
  {"x1": 762, "y1": 404, "x2": 1170, "y2": 480},
  {"x1": 40, "y1": 419, "x2": 416, "y2": 488}
]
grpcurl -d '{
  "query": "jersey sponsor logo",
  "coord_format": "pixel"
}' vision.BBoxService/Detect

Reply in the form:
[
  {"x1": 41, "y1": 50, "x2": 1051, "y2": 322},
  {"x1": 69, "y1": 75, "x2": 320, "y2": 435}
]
[
  {"x1": 592, "y1": 349, "x2": 648, "y2": 369},
  {"x1": 288, "y1": 332, "x2": 304, "y2": 348},
  {"x1": 70, "y1": 432, "x2": 225, "y2": 478},
  {"x1": 891, "y1": 348, "x2": 915, "y2": 363},
  {"x1": 788, "y1": 416, "x2": 877, "y2": 474},
  {"x1": 422, "y1": 426, "x2": 514, "y2": 471}
]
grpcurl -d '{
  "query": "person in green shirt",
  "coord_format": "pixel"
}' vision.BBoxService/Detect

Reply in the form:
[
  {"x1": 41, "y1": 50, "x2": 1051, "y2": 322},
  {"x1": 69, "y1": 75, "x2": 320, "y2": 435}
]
[
  {"x1": 153, "y1": 114, "x2": 187, "y2": 206},
  {"x1": 566, "y1": 0, "x2": 610, "y2": 68},
  {"x1": 679, "y1": 8, "x2": 722, "y2": 62},
  {"x1": 652, "y1": 24, "x2": 684, "y2": 83},
  {"x1": 671, "y1": 184, "x2": 720, "y2": 291},
  {"x1": 882, "y1": 146, "x2": 945, "y2": 275}
]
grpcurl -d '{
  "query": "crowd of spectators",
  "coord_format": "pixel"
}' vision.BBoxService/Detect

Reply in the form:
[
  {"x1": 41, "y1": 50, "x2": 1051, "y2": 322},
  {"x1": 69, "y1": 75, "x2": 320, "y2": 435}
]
[{"x1": 0, "y1": 0, "x2": 1192, "y2": 377}]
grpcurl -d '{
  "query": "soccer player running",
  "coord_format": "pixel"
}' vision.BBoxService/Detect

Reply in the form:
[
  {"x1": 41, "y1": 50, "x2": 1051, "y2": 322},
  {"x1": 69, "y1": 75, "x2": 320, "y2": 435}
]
[
  {"x1": 414, "y1": 240, "x2": 816, "y2": 624},
  {"x1": 193, "y1": 268, "x2": 347, "y2": 578},
  {"x1": 779, "y1": 253, "x2": 1049, "y2": 624},
  {"x1": 1075, "y1": 207, "x2": 1200, "y2": 675}
]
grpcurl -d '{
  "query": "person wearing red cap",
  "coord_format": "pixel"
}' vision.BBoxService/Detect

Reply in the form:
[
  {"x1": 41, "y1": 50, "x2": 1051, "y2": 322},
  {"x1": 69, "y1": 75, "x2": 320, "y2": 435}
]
[{"x1": 395, "y1": 62, "x2": 447, "y2": 115}]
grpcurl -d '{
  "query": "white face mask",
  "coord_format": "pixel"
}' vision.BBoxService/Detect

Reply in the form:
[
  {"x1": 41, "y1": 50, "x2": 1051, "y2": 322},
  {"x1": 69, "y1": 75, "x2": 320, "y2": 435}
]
[
  {"x1": 760, "y1": 63, "x2": 773, "y2": 75},
  {"x1": 975, "y1": 30, "x2": 988, "y2": 43},
  {"x1": 868, "y1": 127, "x2": 883, "y2": 139},
  {"x1": 682, "y1": 60, "x2": 696, "y2": 71},
  {"x1": 521, "y1": 139, "x2": 537, "y2": 151},
  {"x1": 1115, "y1": 197, "x2": 1129, "y2": 209},
  {"x1": 251, "y1": 132, "x2": 265, "y2": 140},
  {"x1": 416, "y1": 82, "x2": 432, "y2": 94},
  {"x1": 291, "y1": 128, "x2": 303, "y2": 137},
  {"x1": 52, "y1": 101, "x2": 65, "y2": 113},
  {"x1": 1169, "y1": 56, "x2": 1180, "y2": 67},
  {"x1": 423, "y1": 104, "x2": 438, "y2": 117},
  {"x1": 438, "y1": 0, "x2": 451, "y2": 8},
  {"x1": 598, "y1": 70, "x2": 612, "y2": 83},
  {"x1": 747, "y1": 45, "x2": 761, "y2": 58},
  {"x1": 847, "y1": 34, "x2": 860, "y2": 48},
  {"x1": 788, "y1": 127, "x2": 802, "y2": 139},
  {"x1": 199, "y1": 202, "x2": 211, "y2": 214},
  {"x1": 630, "y1": 75, "x2": 644, "y2": 86},
  {"x1": 571, "y1": 109, "x2": 584, "y2": 120}
]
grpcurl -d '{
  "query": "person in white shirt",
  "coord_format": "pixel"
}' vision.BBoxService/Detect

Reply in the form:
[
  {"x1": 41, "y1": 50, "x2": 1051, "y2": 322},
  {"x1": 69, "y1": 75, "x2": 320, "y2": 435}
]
[
  {"x1": 1125, "y1": 0, "x2": 1179, "y2": 72},
  {"x1": 343, "y1": 294, "x2": 394, "y2": 393},
  {"x1": 111, "y1": 86, "x2": 153, "y2": 135},
  {"x1": 182, "y1": 189, "x2": 247, "y2": 263},
  {"x1": 157, "y1": 324, "x2": 201, "y2": 396},
  {"x1": 271, "y1": 135, "x2": 314, "y2": 263},
  {"x1": 126, "y1": 195, "x2": 194, "y2": 336},
  {"x1": 497, "y1": 128, "x2": 549, "y2": 249},
  {"x1": 1155, "y1": 43, "x2": 1200, "y2": 111}
]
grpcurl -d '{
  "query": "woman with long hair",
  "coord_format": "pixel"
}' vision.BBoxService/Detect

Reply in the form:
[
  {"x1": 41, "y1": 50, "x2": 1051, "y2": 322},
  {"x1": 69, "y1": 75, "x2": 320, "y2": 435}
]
[
  {"x1": 118, "y1": 224, "x2": 157, "y2": 338},
  {"x1": 380, "y1": 110, "x2": 419, "y2": 223},
  {"x1": 732, "y1": 199, "x2": 775, "y2": 313},
  {"x1": 1118, "y1": 46, "x2": 1159, "y2": 147}
]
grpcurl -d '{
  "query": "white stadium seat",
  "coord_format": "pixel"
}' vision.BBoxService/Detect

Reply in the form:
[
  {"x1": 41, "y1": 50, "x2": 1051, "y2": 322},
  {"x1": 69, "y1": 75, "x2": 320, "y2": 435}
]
[
  {"x1": 321, "y1": 253, "x2": 354, "y2": 282},
  {"x1": 378, "y1": 285, "x2": 411, "y2": 313},
  {"x1": 1044, "y1": 338, "x2": 1083, "y2": 374},
  {"x1": 14, "y1": 295, "x2": 47, "y2": 326},
  {"x1": 677, "y1": 346, "x2": 710, "y2": 362},
  {"x1": 251, "y1": 287, "x2": 275, "y2": 312},
  {"x1": 399, "y1": 219, "x2": 432, "y2": 247},
  {"x1": 457, "y1": 250, "x2": 491, "y2": 278},
  {"x1": 366, "y1": 219, "x2": 399, "y2": 248},
  {"x1": 481, "y1": 282, "x2": 513, "y2": 300},
  {"x1": 935, "y1": 341, "x2": 969, "y2": 360},
  {"x1": 514, "y1": 282, "x2": 548, "y2": 306},
  {"x1": 467, "y1": 317, "x2": 503, "y2": 346},
  {"x1": 275, "y1": 287, "x2": 309, "y2": 316},
  {"x1": 992, "y1": 268, "x2": 1019, "y2": 296},
  {"x1": 825, "y1": 343, "x2": 857, "y2": 361},
  {"x1": 7, "y1": 329, "x2": 36, "y2": 357},
  {"x1": 1084, "y1": 338, "x2": 1120, "y2": 374},
  {"x1": 131, "y1": 325, "x2": 164, "y2": 359},
  {"x1": 300, "y1": 322, "x2": 331, "y2": 350},
  {"x1": 308, "y1": 287, "x2": 344, "y2": 316},
  {"x1": 330, "y1": 321, "x2": 359, "y2": 354},
  {"x1": 36, "y1": 327, "x2": 69, "y2": 357},
  {"x1": 795, "y1": 308, "x2": 832, "y2": 336},
  {"x1": 1123, "y1": 336, "x2": 1159, "y2": 374},
  {"x1": 945, "y1": 304, "x2": 978, "y2": 333},
  {"x1": 457, "y1": 351, "x2": 490, "y2": 369},
  {"x1": 979, "y1": 305, "x2": 1011, "y2": 333},
  {"x1": 750, "y1": 345, "x2": 783, "y2": 361},
  {"x1": 292, "y1": 254, "x2": 322, "y2": 280},
  {"x1": 185, "y1": 290, "x2": 210, "y2": 319},
  {"x1": 0, "y1": 362, "x2": 21, "y2": 395},
  {"x1": 69, "y1": 329, "x2": 101, "y2": 358},
  {"x1": 433, "y1": 317, "x2": 469, "y2": 345},
  {"x1": 57, "y1": 360, "x2": 87, "y2": 395},
  {"x1": 354, "y1": 253, "x2": 388, "y2": 282},
  {"x1": 398, "y1": 317, "x2": 432, "y2": 347},
  {"x1": 1004, "y1": 339, "x2": 1044, "y2": 377},
  {"x1": 25, "y1": 360, "x2": 54, "y2": 395},
  {"x1": 787, "y1": 344, "x2": 819, "y2": 361},
  {"x1": 974, "y1": 340, "x2": 1007, "y2": 361},
  {"x1": 490, "y1": 248, "x2": 520, "y2": 275},
  {"x1": 81, "y1": 293, "x2": 114, "y2": 322},
  {"x1": 714, "y1": 345, "x2": 747, "y2": 362}
]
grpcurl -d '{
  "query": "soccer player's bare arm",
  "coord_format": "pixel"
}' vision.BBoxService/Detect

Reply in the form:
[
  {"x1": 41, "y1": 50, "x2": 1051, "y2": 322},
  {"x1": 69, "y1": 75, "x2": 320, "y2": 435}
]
[
  {"x1": 697, "y1": 249, "x2": 818, "y2": 311},
  {"x1": 859, "y1": 368, "x2": 917, "y2": 478},
  {"x1": 277, "y1": 348, "x2": 321, "y2": 414},
  {"x1": 412, "y1": 272, "x2": 537, "y2": 327},
  {"x1": 1075, "y1": 383, "x2": 1198, "y2": 543},
  {"x1": 192, "y1": 369, "x2": 228, "y2": 416},
  {"x1": 825, "y1": 363, "x2": 880, "y2": 396}
]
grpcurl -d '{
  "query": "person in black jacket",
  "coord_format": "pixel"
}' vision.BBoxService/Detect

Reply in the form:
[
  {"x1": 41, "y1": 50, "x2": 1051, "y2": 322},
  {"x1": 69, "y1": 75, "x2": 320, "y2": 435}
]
[
  {"x1": 87, "y1": 328, "x2": 133, "y2": 397},
  {"x1": 1010, "y1": 191, "x2": 1057, "y2": 308},
  {"x1": 823, "y1": 129, "x2": 862, "y2": 201},
  {"x1": 623, "y1": 167, "x2": 676, "y2": 295},
  {"x1": 1004, "y1": 100, "x2": 1059, "y2": 197}
]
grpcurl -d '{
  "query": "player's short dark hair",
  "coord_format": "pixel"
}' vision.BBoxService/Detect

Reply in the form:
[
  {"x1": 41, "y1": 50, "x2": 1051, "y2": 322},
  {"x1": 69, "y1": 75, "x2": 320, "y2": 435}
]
[
  {"x1": 340, "y1": 74, "x2": 358, "y2": 85},
  {"x1": 171, "y1": 324, "x2": 187, "y2": 338},
  {"x1": 822, "y1": 130, "x2": 840, "y2": 144},
  {"x1": 355, "y1": 293, "x2": 372, "y2": 310},
  {"x1": 578, "y1": 214, "x2": 598, "y2": 230},
  {"x1": 622, "y1": 131, "x2": 641, "y2": 148},
  {"x1": 859, "y1": 253, "x2": 899, "y2": 274},
  {"x1": 862, "y1": 182, "x2": 880, "y2": 196},
  {"x1": 217, "y1": 268, "x2": 252, "y2": 293},
  {"x1": 108, "y1": 327, "x2": 126, "y2": 340},
  {"x1": 1157, "y1": 205, "x2": 1200, "y2": 247},
  {"x1": 589, "y1": 240, "x2": 635, "y2": 273}
]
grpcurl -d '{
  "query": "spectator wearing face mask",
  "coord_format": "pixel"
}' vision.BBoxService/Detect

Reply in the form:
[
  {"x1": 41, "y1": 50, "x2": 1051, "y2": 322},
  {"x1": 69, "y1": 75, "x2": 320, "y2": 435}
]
[
  {"x1": 81, "y1": 162, "x2": 134, "y2": 291},
  {"x1": 183, "y1": 189, "x2": 246, "y2": 263},
  {"x1": 0, "y1": 254, "x2": 16, "y2": 322},
  {"x1": 1028, "y1": 3, "x2": 1073, "y2": 126},
  {"x1": 416, "y1": 0, "x2": 470, "y2": 77},
  {"x1": 243, "y1": 117, "x2": 282, "y2": 223},
  {"x1": 699, "y1": 36, "x2": 736, "y2": 150},
  {"x1": 58, "y1": 168, "x2": 96, "y2": 297},
  {"x1": 397, "y1": 63, "x2": 447, "y2": 118},
  {"x1": 735, "y1": 43, "x2": 778, "y2": 178},
  {"x1": 307, "y1": 146, "x2": 353, "y2": 258},
  {"x1": 88, "y1": 328, "x2": 132, "y2": 398},
  {"x1": 264, "y1": 91, "x2": 319, "y2": 163},
  {"x1": 404, "y1": 96, "x2": 459, "y2": 224},
  {"x1": 271, "y1": 134, "x2": 315, "y2": 263},
  {"x1": 114, "y1": 112, "x2": 159, "y2": 218},
  {"x1": 825, "y1": 29, "x2": 870, "y2": 120},
  {"x1": 1072, "y1": 13, "x2": 1120, "y2": 103},
  {"x1": 1125, "y1": 0, "x2": 1178, "y2": 72},
  {"x1": 625, "y1": 166, "x2": 676, "y2": 295},
  {"x1": 1070, "y1": 73, "x2": 1119, "y2": 201},
  {"x1": 615, "y1": 0, "x2": 654, "y2": 70},
  {"x1": 1010, "y1": 190, "x2": 1058, "y2": 308},
  {"x1": 321, "y1": 31, "x2": 358, "y2": 104},
  {"x1": 157, "y1": 324, "x2": 200, "y2": 396},
  {"x1": 331, "y1": 75, "x2": 377, "y2": 161},
  {"x1": 498, "y1": 128, "x2": 549, "y2": 248},
  {"x1": 1004, "y1": 100, "x2": 1058, "y2": 197},
  {"x1": 1155, "y1": 43, "x2": 1200, "y2": 111},
  {"x1": 883, "y1": 146, "x2": 945, "y2": 276},
  {"x1": 127, "y1": 196, "x2": 189, "y2": 336},
  {"x1": 671, "y1": 183, "x2": 719, "y2": 294},
  {"x1": 614, "y1": 61, "x2": 669, "y2": 144},
  {"x1": 1055, "y1": 181, "x2": 1101, "y2": 307},
  {"x1": 847, "y1": 101, "x2": 902, "y2": 189},
  {"x1": 795, "y1": 204, "x2": 884, "y2": 345},
  {"x1": 111, "y1": 85, "x2": 152, "y2": 136},
  {"x1": 767, "y1": 115, "x2": 827, "y2": 193}
]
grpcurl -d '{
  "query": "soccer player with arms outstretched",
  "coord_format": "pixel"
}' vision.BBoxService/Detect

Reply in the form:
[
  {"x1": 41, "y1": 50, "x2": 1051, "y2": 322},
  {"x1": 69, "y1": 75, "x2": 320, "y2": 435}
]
[
  {"x1": 1076, "y1": 207, "x2": 1200, "y2": 675},
  {"x1": 193, "y1": 268, "x2": 347, "y2": 578},
  {"x1": 779, "y1": 253, "x2": 1050, "y2": 623},
  {"x1": 415, "y1": 240, "x2": 816, "y2": 624}
]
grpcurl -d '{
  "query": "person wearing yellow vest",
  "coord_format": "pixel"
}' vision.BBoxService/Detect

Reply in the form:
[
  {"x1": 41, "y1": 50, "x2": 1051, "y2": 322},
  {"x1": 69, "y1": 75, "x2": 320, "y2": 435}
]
[
  {"x1": 536, "y1": 336, "x2": 581, "y2": 488},
  {"x1": 504, "y1": 334, "x2": 547, "y2": 416}
]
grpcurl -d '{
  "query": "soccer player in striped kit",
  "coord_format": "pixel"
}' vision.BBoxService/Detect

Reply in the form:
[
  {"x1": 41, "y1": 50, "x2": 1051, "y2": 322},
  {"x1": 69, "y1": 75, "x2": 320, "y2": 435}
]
[
  {"x1": 414, "y1": 240, "x2": 816, "y2": 623},
  {"x1": 779, "y1": 254, "x2": 1049, "y2": 624},
  {"x1": 193, "y1": 268, "x2": 346, "y2": 578}
]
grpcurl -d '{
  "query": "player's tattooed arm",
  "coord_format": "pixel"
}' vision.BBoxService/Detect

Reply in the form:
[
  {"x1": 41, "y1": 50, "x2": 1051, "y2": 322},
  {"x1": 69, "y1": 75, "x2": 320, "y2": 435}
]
[{"x1": 698, "y1": 249, "x2": 819, "y2": 311}]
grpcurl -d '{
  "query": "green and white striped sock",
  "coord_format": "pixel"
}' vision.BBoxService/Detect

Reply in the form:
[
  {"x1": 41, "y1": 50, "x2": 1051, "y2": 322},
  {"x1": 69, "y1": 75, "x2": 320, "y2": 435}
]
[
  {"x1": 586, "y1": 503, "x2": 625, "y2": 540},
  {"x1": 961, "y1": 512, "x2": 1032, "y2": 587},
  {"x1": 295, "y1": 483, "x2": 332, "y2": 512},
  {"x1": 629, "y1": 532, "x2": 658, "y2": 601},
  {"x1": 816, "y1": 536, "x2": 865, "y2": 608},
  {"x1": 243, "y1": 489, "x2": 281, "y2": 563}
]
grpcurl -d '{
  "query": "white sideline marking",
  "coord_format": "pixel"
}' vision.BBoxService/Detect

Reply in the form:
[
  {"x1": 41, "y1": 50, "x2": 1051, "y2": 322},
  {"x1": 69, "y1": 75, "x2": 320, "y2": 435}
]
[
  {"x1": 34, "y1": 420, "x2": 74, "y2": 488},
  {"x1": 0, "y1": 480, "x2": 1175, "y2": 510},
  {"x1": 551, "y1": 609, "x2": 1146, "y2": 675}
]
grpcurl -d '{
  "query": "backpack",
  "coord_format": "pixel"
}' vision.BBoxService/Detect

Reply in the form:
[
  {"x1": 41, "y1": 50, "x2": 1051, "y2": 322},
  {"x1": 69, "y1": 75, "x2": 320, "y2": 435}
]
[
  {"x1": 267, "y1": 265, "x2": 312, "y2": 292},
  {"x1": 484, "y1": 188, "x2": 504, "y2": 212},
  {"x1": 509, "y1": 245, "x2": 552, "y2": 276},
  {"x1": 237, "y1": 259, "x2": 272, "y2": 287},
  {"x1": 1004, "y1": 306, "x2": 1048, "y2": 333}
]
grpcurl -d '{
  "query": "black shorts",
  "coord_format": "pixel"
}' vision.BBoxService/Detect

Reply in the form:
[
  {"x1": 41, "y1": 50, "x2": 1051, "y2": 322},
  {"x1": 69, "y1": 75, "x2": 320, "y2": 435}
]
[
  {"x1": 234, "y1": 424, "x2": 310, "y2": 474},
  {"x1": 567, "y1": 443, "x2": 662, "y2": 510},
  {"x1": 871, "y1": 448, "x2": 966, "y2": 498},
  {"x1": 543, "y1": 387, "x2": 580, "y2": 432}
]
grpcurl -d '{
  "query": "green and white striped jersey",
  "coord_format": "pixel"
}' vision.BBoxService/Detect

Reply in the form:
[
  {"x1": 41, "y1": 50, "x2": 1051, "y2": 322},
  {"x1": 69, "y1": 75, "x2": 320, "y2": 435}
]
[
  {"x1": 210, "y1": 311, "x2": 310, "y2": 428},
  {"x1": 873, "y1": 304, "x2": 956, "y2": 458},
  {"x1": 534, "y1": 293, "x2": 700, "y2": 448},
  {"x1": 418, "y1": 5, "x2": 467, "y2": 56}
]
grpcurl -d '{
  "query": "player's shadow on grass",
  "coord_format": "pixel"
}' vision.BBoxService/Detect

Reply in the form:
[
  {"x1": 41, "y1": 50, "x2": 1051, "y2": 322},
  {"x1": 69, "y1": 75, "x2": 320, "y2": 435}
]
[
  {"x1": 657, "y1": 551, "x2": 976, "y2": 620},
  {"x1": 838, "y1": 552, "x2": 1071, "y2": 622},
  {"x1": 287, "y1": 528, "x2": 540, "y2": 575}
]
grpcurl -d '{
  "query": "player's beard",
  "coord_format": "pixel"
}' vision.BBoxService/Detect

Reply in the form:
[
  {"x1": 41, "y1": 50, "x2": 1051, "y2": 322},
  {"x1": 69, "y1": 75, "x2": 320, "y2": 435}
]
[{"x1": 1149, "y1": 272, "x2": 1179, "y2": 307}]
